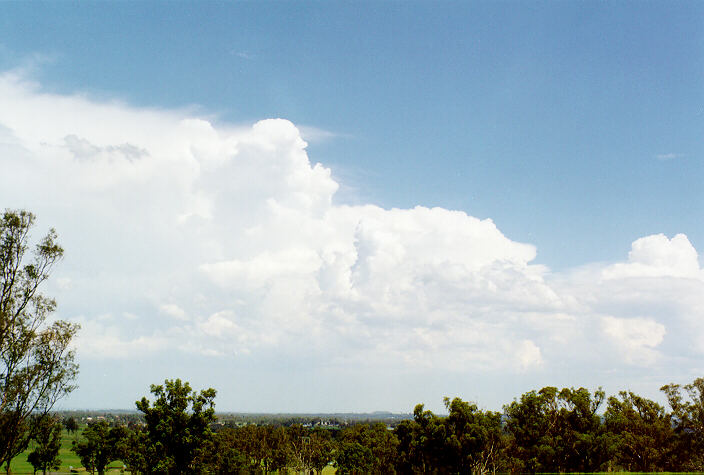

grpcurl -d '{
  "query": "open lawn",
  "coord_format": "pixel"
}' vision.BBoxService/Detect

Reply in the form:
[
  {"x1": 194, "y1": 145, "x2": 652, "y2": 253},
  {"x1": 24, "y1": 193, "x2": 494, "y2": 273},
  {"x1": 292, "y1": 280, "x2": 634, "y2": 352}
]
[{"x1": 6, "y1": 427, "x2": 127, "y2": 474}]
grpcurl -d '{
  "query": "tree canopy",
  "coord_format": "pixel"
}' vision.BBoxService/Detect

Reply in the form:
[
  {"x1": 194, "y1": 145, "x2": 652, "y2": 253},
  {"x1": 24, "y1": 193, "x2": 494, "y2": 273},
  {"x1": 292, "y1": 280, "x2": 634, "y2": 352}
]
[
  {"x1": 73, "y1": 420, "x2": 129, "y2": 475},
  {"x1": 27, "y1": 415, "x2": 62, "y2": 475},
  {"x1": 129, "y1": 379, "x2": 217, "y2": 475},
  {"x1": 3, "y1": 377, "x2": 704, "y2": 474}
]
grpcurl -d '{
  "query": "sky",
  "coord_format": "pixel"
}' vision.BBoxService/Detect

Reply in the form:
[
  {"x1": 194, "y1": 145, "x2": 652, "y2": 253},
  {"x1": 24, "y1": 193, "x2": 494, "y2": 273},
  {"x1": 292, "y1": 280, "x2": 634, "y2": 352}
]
[{"x1": 0, "y1": 2, "x2": 703, "y2": 413}]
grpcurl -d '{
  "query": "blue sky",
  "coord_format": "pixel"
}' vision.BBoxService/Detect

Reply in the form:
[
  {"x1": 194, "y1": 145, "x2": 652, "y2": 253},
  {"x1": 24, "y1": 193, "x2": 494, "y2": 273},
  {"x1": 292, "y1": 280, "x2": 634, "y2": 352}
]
[
  {"x1": 1, "y1": 3, "x2": 703, "y2": 412},
  {"x1": 4, "y1": 2, "x2": 702, "y2": 268}
]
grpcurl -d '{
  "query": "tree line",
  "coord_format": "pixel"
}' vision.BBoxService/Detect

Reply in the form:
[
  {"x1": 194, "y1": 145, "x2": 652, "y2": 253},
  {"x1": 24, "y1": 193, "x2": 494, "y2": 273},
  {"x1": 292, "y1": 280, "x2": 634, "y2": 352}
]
[{"x1": 21, "y1": 376, "x2": 704, "y2": 474}]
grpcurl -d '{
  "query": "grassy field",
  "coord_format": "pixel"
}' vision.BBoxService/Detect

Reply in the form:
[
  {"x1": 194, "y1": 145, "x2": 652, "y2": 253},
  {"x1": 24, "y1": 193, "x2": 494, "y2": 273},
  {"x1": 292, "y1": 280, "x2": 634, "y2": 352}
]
[{"x1": 7, "y1": 427, "x2": 127, "y2": 474}]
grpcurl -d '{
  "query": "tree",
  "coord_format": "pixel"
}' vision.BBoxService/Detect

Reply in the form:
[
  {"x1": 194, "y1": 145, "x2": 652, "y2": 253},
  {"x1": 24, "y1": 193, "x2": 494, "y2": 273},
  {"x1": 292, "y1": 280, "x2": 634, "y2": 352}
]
[
  {"x1": 395, "y1": 404, "x2": 450, "y2": 473},
  {"x1": 395, "y1": 399, "x2": 506, "y2": 474},
  {"x1": 229, "y1": 424, "x2": 268, "y2": 472},
  {"x1": 206, "y1": 428, "x2": 248, "y2": 475},
  {"x1": 444, "y1": 397, "x2": 505, "y2": 474},
  {"x1": 307, "y1": 428, "x2": 335, "y2": 475},
  {"x1": 0, "y1": 210, "x2": 79, "y2": 472},
  {"x1": 26, "y1": 415, "x2": 62, "y2": 475},
  {"x1": 131, "y1": 379, "x2": 217, "y2": 474},
  {"x1": 73, "y1": 421, "x2": 129, "y2": 475},
  {"x1": 503, "y1": 386, "x2": 608, "y2": 473},
  {"x1": 661, "y1": 378, "x2": 704, "y2": 470},
  {"x1": 503, "y1": 388, "x2": 554, "y2": 473},
  {"x1": 288, "y1": 425, "x2": 334, "y2": 474},
  {"x1": 63, "y1": 416, "x2": 79, "y2": 441},
  {"x1": 230, "y1": 424, "x2": 291, "y2": 474},
  {"x1": 262, "y1": 425, "x2": 289, "y2": 474},
  {"x1": 603, "y1": 391, "x2": 674, "y2": 471},
  {"x1": 339, "y1": 423, "x2": 397, "y2": 474},
  {"x1": 335, "y1": 442, "x2": 374, "y2": 475}
]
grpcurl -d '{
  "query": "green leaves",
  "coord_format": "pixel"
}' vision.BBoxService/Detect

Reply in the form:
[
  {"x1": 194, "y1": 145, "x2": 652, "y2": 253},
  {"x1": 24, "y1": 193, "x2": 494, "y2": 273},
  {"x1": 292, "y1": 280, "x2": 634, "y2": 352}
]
[
  {"x1": 131, "y1": 379, "x2": 217, "y2": 475},
  {"x1": 395, "y1": 398, "x2": 504, "y2": 474},
  {"x1": 73, "y1": 421, "x2": 129, "y2": 475},
  {"x1": 604, "y1": 391, "x2": 674, "y2": 471},
  {"x1": 503, "y1": 387, "x2": 609, "y2": 473},
  {"x1": 27, "y1": 415, "x2": 62, "y2": 474},
  {"x1": 661, "y1": 378, "x2": 704, "y2": 470},
  {"x1": 0, "y1": 209, "x2": 78, "y2": 468}
]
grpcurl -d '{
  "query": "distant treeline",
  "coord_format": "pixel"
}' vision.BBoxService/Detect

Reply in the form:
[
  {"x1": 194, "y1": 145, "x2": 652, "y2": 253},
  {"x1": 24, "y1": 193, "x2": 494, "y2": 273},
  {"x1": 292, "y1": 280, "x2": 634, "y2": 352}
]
[{"x1": 52, "y1": 377, "x2": 704, "y2": 474}]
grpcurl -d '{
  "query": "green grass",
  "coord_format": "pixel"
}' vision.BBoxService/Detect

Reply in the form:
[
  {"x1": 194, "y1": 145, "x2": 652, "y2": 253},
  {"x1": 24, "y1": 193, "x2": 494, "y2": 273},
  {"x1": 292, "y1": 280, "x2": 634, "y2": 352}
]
[{"x1": 7, "y1": 427, "x2": 127, "y2": 474}]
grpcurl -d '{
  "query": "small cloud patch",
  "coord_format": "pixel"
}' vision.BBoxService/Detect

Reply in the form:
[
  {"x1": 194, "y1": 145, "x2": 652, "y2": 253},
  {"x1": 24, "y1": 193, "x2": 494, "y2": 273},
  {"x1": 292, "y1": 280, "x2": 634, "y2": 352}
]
[{"x1": 656, "y1": 152, "x2": 683, "y2": 160}]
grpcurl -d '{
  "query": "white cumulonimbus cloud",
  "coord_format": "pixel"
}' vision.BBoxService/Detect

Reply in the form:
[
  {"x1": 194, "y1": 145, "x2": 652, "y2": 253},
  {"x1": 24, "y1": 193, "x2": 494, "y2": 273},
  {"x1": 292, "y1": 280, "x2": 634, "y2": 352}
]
[{"x1": 1, "y1": 70, "x2": 703, "y2": 409}]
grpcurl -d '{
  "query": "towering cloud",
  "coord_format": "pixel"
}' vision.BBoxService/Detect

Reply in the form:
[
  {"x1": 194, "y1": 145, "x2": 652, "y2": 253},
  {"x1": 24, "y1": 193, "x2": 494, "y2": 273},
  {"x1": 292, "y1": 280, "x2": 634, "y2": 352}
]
[{"x1": 1, "y1": 71, "x2": 702, "y2": 410}]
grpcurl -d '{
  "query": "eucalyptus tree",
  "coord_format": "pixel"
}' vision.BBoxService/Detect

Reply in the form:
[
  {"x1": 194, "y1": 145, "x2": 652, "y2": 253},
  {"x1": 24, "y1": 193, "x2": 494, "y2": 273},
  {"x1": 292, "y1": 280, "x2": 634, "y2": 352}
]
[
  {"x1": 27, "y1": 415, "x2": 62, "y2": 475},
  {"x1": 396, "y1": 404, "x2": 450, "y2": 473},
  {"x1": 503, "y1": 386, "x2": 607, "y2": 473},
  {"x1": 0, "y1": 210, "x2": 79, "y2": 472},
  {"x1": 207, "y1": 428, "x2": 247, "y2": 474},
  {"x1": 358, "y1": 423, "x2": 398, "y2": 472},
  {"x1": 130, "y1": 379, "x2": 217, "y2": 474},
  {"x1": 444, "y1": 397, "x2": 505, "y2": 474},
  {"x1": 661, "y1": 378, "x2": 704, "y2": 470},
  {"x1": 63, "y1": 416, "x2": 79, "y2": 441},
  {"x1": 604, "y1": 391, "x2": 674, "y2": 471},
  {"x1": 335, "y1": 441, "x2": 374, "y2": 475},
  {"x1": 73, "y1": 421, "x2": 129, "y2": 475},
  {"x1": 288, "y1": 424, "x2": 329, "y2": 474}
]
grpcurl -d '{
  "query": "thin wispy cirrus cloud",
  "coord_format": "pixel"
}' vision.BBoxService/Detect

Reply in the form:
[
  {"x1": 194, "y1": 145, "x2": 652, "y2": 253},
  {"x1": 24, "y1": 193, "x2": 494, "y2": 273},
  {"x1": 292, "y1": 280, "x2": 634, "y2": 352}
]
[
  {"x1": 656, "y1": 153, "x2": 684, "y2": 160},
  {"x1": 1, "y1": 69, "x2": 703, "y2": 411},
  {"x1": 232, "y1": 51, "x2": 255, "y2": 60}
]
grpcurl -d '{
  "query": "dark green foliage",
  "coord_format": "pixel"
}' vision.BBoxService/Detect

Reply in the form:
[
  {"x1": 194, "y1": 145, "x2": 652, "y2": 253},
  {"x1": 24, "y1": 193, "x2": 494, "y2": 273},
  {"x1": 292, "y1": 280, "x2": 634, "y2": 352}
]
[
  {"x1": 217, "y1": 424, "x2": 283, "y2": 474},
  {"x1": 335, "y1": 441, "x2": 374, "y2": 474},
  {"x1": 337, "y1": 422, "x2": 397, "y2": 473},
  {"x1": 604, "y1": 391, "x2": 674, "y2": 471},
  {"x1": 208, "y1": 423, "x2": 296, "y2": 474},
  {"x1": 63, "y1": 416, "x2": 79, "y2": 436},
  {"x1": 119, "y1": 377, "x2": 704, "y2": 473},
  {"x1": 26, "y1": 415, "x2": 62, "y2": 475},
  {"x1": 444, "y1": 397, "x2": 505, "y2": 474},
  {"x1": 557, "y1": 387, "x2": 610, "y2": 471},
  {"x1": 263, "y1": 426, "x2": 290, "y2": 473},
  {"x1": 504, "y1": 387, "x2": 561, "y2": 472},
  {"x1": 503, "y1": 386, "x2": 607, "y2": 473},
  {"x1": 219, "y1": 424, "x2": 264, "y2": 473},
  {"x1": 307, "y1": 428, "x2": 336, "y2": 474},
  {"x1": 395, "y1": 400, "x2": 503, "y2": 474},
  {"x1": 397, "y1": 404, "x2": 455, "y2": 472},
  {"x1": 129, "y1": 379, "x2": 216, "y2": 475},
  {"x1": 72, "y1": 420, "x2": 129, "y2": 475},
  {"x1": 662, "y1": 377, "x2": 704, "y2": 470},
  {"x1": 0, "y1": 210, "x2": 79, "y2": 471},
  {"x1": 0, "y1": 414, "x2": 31, "y2": 475},
  {"x1": 207, "y1": 428, "x2": 248, "y2": 474},
  {"x1": 288, "y1": 424, "x2": 335, "y2": 474}
]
